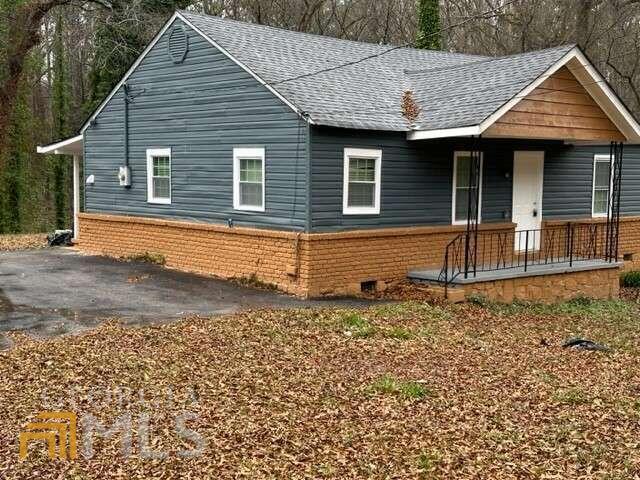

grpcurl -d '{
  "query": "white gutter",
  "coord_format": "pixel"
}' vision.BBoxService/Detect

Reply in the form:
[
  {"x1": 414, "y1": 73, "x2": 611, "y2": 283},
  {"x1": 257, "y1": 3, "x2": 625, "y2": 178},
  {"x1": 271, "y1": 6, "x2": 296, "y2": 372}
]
[{"x1": 37, "y1": 134, "x2": 84, "y2": 155}]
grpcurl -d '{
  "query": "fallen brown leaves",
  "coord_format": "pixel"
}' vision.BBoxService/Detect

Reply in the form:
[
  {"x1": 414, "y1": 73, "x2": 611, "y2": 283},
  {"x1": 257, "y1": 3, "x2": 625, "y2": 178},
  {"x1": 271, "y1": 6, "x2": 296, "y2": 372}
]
[
  {"x1": 0, "y1": 233, "x2": 47, "y2": 252},
  {"x1": 1, "y1": 300, "x2": 640, "y2": 479}
]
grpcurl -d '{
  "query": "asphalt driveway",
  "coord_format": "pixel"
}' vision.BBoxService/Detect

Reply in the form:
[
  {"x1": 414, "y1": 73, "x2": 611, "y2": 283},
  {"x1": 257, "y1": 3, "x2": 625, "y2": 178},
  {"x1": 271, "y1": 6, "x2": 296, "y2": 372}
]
[{"x1": 0, "y1": 248, "x2": 372, "y2": 347}]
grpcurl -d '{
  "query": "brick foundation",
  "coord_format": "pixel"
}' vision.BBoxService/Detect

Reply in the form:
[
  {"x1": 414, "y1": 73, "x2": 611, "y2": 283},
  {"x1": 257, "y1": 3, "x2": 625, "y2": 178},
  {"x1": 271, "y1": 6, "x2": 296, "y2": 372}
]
[
  {"x1": 77, "y1": 213, "x2": 640, "y2": 300},
  {"x1": 77, "y1": 213, "x2": 514, "y2": 298},
  {"x1": 77, "y1": 213, "x2": 307, "y2": 296},
  {"x1": 463, "y1": 266, "x2": 621, "y2": 303}
]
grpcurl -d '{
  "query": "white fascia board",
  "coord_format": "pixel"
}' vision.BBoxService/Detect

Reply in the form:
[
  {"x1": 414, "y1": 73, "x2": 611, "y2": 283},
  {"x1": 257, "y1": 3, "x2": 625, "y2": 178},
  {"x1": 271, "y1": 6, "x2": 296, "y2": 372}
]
[
  {"x1": 408, "y1": 46, "x2": 640, "y2": 143},
  {"x1": 474, "y1": 48, "x2": 580, "y2": 136},
  {"x1": 567, "y1": 49, "x2": 640, "y2": 142},
  {"x1": 37, "y1": 134, "x2": 84, "y2": 155},
  {"x1": 407, "y1": 125, "x2": 481, "y2": 140},
  {"x1": 81, "y1": 12, "x2": 310, "y2": 133},
  {"x1": 477, "y1": 47, "x2": 640, "y2": 141}
]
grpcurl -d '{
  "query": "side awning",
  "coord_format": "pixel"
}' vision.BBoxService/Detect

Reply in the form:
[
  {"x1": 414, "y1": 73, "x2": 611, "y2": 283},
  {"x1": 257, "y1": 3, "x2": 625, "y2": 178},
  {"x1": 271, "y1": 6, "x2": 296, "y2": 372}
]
[{"x1": 37, "y1": 134, "x2": 84, "y2": 156}]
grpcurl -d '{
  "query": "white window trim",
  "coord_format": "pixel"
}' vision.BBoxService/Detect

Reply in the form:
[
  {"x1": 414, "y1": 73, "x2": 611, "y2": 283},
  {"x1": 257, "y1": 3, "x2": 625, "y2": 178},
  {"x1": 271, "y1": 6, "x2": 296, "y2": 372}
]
[
  {"x1": 233, "y1": 147, "x2": 266, "y2": 212},
  {"x1": 592, "y1": 154, "x2": 613, "y2": 218},
  {"x1": 146, "y1": 148, "x2": 172, "y2": 205},
  {"x1": 452, "y1": 151, "x2": 483, "y2": 225},
  {"x1": 342, "y1": 147, "x2": 382, "y2": 215}
]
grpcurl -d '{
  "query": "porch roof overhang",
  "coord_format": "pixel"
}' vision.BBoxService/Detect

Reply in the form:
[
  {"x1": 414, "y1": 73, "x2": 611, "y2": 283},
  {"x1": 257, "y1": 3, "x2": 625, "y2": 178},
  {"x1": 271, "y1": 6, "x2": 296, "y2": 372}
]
[
  {"x1": 36, "y1": 134, "x2": 84, "y2": 156},
  {"x1": 407, "y1": 48, "x2": 640, "y2": 143}
]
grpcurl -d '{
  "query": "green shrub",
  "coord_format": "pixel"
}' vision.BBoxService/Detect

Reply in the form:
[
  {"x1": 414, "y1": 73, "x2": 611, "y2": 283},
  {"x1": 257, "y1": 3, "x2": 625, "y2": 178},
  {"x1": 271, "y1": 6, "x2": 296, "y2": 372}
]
[
  {"x1": 621, "y1": 271, "x2": 640, "y2": 288},
  {"x1": 124, "y1": 252, "x2": 166, "y2": 265}
]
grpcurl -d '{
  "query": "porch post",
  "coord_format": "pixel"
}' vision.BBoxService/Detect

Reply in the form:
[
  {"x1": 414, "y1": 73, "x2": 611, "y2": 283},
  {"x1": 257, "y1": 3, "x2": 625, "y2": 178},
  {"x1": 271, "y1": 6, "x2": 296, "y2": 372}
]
[
  {"x1": 73, "y1": 154, "x2": 81, "y2": 242},
  {"x1": 464, "y1": 135, "x2": 481, "y2": 278},
  {"x1": 605, "y1": 142, "x2": 624, "y2": 262}
]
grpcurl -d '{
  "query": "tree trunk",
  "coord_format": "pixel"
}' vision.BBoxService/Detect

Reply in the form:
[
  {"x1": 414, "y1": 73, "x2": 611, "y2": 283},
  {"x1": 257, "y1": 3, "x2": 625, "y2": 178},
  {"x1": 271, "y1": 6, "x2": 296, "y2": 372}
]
[{"x1": 0, "y1": 2, "x2": 58, "y2": 163}]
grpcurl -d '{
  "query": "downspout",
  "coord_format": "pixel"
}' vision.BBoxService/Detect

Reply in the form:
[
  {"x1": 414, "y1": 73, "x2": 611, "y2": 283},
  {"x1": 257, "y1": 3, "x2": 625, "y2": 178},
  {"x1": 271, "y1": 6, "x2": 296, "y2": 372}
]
[
  {"x1": 123, "y1": 83, "x2": 130, "y2": 170},
  {"x1": 305, "y1": 115, "x2": 312, "y2": 233}
]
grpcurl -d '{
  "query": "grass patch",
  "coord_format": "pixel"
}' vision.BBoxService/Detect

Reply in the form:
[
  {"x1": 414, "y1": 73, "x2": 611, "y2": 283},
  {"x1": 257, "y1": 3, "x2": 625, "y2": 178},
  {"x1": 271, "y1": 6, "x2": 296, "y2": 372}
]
[
  {"x1": 384, "y1": 326, "x2": 414, "y2": 340},
  {"x1": 366, "y1": 374, "x2": 432, "y2": 400},
  {"x1": 373, "y1": 302, "x2": 452, "y2": 321},
  {"x1": 621, "y1": 270, "x2": 640, "y2": 287},
  {"x1": 417, "y1": 449, "x2": 441, "y2": 472},
  {"x1": 341, "y1": 312, "x2": 376, "y2": 338},
  {"x1": 488, "y1": 296, "x2": 632, "y2": 320},
  {"x1": 124, "y1": 251, "x2": 166, "y2": 265},
  {"x1": 553, "y1": 388, "x2": 591, "y2": 405}
]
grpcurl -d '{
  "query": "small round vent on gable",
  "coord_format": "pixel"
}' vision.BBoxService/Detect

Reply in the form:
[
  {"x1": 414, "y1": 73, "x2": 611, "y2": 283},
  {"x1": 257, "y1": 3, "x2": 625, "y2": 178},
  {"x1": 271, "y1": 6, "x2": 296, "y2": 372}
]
[{"x1": 168, "y1": 25, "x2": 189, "y2": 64}]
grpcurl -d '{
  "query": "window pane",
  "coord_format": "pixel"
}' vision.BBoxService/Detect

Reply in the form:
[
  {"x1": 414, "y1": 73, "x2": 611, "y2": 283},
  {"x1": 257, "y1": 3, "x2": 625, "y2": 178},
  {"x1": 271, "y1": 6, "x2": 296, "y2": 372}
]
[
  {"x1": 455, "y1": 188, "x2": 470, "y2": 222},
  {"x1": 153, "y1": 157, "x2": 170, "y2": 177},
  {"x1": 456, "y1": 156, "x2": 472, "y2": 188},
  {"x1": 240, "y1": 182, "x2": 262, "y2": 207},
  {"x1": 593, "y1": 188, "x2": 608, "y2": 215},
  {"x1": 153, "y1": 177, "x2": 170, "y2": 199},
  {"x1": 348, "y1": 158, "x2": 375, "y2": 182},
  {"x1": 348, "y1": 182, "x2": 375, "y2": 208},
  {"x1": 240, "y1": 158, "x2": 262, "y2": 183},
  {"x1": 594, "y1": 160, "x2": 610, "y2": 188}
]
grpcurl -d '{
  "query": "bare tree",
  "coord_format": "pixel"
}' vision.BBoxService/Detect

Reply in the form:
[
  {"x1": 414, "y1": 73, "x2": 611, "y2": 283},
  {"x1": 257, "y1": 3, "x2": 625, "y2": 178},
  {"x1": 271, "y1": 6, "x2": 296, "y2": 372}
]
[{"x1": 0, "y1": 0, "x2": 109, "y2": 163}]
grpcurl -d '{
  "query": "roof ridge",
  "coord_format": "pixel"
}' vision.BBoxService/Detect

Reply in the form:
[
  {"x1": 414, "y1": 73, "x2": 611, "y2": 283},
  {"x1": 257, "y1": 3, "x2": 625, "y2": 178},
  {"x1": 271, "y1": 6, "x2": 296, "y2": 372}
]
[
  {"x1": 178, "y1": 9, "x2": 485, "y2": 60},
  {"x1": 404, "y1": 44, "x2": 576, "y2": 75}
]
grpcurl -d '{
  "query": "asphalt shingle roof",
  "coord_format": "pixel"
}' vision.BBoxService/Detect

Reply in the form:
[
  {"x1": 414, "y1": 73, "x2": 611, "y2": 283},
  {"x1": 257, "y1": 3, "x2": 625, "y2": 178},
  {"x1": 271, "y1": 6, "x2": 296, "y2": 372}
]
[{"x1": 180, "y1": 11, "x2": 575, "y2": 132}]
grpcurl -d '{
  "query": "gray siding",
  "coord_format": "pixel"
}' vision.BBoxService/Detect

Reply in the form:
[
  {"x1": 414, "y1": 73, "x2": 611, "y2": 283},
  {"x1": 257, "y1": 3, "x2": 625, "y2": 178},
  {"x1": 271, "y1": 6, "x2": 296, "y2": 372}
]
[
  {"x1": 309, "y1": 127, "x2": 555, "y2": 231},
  {"x1": 544, "y1": 144, "x2": 640, "y2": 219},
  {"x1": 84, "y1": 19, "x2": 307, "y2": 230}
]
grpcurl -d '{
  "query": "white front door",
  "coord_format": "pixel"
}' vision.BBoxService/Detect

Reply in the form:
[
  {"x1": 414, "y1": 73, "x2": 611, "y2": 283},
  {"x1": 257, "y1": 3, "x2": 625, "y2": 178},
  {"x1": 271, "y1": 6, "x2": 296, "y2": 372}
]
[{"x1": 512, "y1": 151, "x2": 544, "y2": 251}]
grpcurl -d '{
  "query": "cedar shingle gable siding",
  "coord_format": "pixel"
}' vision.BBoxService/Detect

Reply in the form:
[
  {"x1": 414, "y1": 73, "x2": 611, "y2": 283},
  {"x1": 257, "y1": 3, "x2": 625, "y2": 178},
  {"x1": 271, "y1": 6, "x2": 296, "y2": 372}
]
[{"x1": 485, "y1": 67, "x2": 625, "y2": 141}]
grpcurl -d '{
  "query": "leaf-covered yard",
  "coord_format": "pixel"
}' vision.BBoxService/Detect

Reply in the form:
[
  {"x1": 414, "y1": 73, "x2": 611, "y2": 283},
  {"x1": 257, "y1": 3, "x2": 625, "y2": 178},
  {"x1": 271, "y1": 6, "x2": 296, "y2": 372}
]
[{"x1": 1, "y1": 298, "x2": 640, "y2": 479}]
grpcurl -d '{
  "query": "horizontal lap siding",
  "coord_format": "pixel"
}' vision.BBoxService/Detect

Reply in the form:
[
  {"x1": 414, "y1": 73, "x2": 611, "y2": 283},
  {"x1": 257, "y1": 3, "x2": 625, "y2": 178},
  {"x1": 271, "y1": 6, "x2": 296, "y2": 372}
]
[
  {"x1": 84, "y1": 19, "x2": 307, "y2": 230},
  {"x1": 485, "y1": 67, "x2": 625, "y2": 142},
  {"x1": 309, "y1": 127, "x2": 518, "y2": 231},
  {"x1": 544, "y1": 144, "x2": 640, "y2": 218}
]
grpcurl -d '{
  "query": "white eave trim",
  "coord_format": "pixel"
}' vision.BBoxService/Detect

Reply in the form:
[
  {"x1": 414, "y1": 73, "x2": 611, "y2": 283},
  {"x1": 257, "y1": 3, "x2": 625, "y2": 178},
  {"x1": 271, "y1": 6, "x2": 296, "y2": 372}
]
[
  {"x1": 37, "y1": 134, "x2": 84, "y2": 155},
  {"x1": 407, "y1": 125, "x2": 481, "y2": 141},
  {"x1": 81, "y1": 12, "x2": 310, "y2": 134},
  {"x1": 407, "y1": 47, "x2": 640, "y2": 143}
]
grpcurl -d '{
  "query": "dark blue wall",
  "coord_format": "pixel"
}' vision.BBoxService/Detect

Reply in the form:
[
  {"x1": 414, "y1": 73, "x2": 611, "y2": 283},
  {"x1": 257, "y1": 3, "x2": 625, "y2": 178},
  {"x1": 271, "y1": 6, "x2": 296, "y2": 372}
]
[
  {"x1": 83, "y1": 19, "x2": 308, "y2": 231},
  {"x1": 309, "y1": 126, "x2": 574, "y2": 231},
  {"x1": 544, "y1": 144, "x2": 640, "y2": 219}
]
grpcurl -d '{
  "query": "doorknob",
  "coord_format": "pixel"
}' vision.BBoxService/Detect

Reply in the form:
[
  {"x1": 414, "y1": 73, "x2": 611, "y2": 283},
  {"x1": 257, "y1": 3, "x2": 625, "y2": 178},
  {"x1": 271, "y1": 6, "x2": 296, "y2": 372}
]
[{"x1": 533, "y1": 208, "x2": 538, "y2": 217}]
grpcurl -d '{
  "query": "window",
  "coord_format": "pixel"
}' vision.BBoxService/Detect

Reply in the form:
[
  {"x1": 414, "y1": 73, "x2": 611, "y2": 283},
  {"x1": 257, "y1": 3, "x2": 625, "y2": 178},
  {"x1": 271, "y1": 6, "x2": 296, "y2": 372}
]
[
  {"x1": 146, "y1": 148, "x2": 171, "y2": 204},
  {"x1": 343, "y1": 148, "x2": 382, "y2": 215},
  {"x1": 592, "y1": 155, "x2": 612, "y2": 217},
  {"x1": 452, "y1": 151, "x2": 483, "y2": 224},
  {"x1": 233, "y1": 147, "x2": 265, "y2": 212}
]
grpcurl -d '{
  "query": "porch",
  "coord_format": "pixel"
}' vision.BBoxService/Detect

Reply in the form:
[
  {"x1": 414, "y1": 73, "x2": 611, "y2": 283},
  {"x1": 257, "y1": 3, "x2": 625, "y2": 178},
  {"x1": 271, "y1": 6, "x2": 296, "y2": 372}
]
[
  {"x1": 407, "y1": 206, "x2": 624, "y2": 302},
  {"x1": 409, "y1": 259, "x2": 621, "y2": 285}
]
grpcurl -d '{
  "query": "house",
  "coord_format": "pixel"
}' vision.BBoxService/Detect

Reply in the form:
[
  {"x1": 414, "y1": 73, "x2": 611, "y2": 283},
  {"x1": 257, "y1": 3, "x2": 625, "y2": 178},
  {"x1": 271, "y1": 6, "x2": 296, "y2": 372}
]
[{"x1": 38, "y1": 10, "x2": 640, "y2": 302}]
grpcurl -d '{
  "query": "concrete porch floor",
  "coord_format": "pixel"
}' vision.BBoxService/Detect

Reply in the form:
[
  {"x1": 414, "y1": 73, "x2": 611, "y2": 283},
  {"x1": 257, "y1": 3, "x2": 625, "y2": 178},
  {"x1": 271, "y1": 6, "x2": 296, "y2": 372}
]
[{"x1": 408, "y1": 259, "x2": 622, "y2": 285}]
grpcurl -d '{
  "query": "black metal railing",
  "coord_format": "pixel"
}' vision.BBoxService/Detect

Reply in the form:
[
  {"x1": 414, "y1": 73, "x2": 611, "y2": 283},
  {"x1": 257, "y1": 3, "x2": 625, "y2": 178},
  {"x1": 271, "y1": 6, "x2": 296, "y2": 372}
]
[{"x1": 438, "y1": 223, "x2": 616, "y2": 288}]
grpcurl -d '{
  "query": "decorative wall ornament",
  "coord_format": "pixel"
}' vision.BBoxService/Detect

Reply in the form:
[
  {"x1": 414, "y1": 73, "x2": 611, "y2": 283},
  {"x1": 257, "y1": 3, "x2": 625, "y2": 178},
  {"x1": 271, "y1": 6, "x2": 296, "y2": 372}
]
[{"x1": 168, "y1": 25, "x2": 189, "y2": 64}]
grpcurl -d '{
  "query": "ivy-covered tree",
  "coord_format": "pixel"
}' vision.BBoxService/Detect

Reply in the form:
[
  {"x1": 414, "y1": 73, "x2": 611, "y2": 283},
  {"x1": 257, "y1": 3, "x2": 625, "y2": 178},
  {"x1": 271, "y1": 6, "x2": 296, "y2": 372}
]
[
  {"x1": 415, "y1": 0, "x2": 441, "y2": 50},
  {"x1": 51, "y1": 11, "x2": 71, "y2": 229}
]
